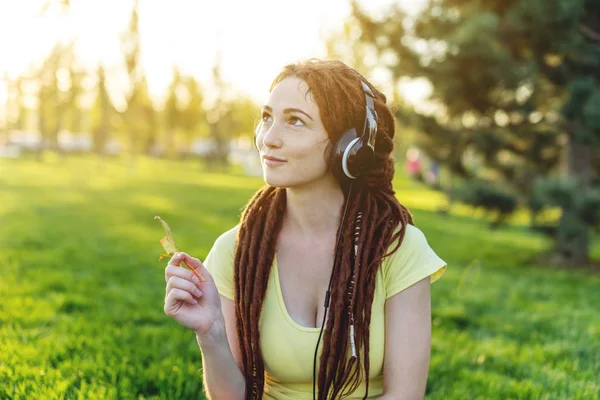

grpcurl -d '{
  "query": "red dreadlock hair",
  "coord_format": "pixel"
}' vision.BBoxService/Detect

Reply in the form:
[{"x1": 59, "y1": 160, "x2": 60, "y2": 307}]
[{"x1": 233, "y1": 59, "x2": 414, "y2": 399}]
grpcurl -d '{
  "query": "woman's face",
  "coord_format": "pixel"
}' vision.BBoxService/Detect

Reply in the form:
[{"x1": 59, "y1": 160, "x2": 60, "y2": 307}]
[{"x1": 255, "y1": 77, "x2": 332, "y2": 188}]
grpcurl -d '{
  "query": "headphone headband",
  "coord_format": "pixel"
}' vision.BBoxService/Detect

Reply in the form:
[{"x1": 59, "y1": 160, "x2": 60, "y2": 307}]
[{"x1": 360, "y1": 81, "x2": 378, "y2": 152}]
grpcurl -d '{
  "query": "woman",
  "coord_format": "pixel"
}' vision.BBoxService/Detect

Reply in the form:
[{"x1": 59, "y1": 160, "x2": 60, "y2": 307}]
[{"x1": 164, "y1": 59, "x2": 447, "y2": 400}]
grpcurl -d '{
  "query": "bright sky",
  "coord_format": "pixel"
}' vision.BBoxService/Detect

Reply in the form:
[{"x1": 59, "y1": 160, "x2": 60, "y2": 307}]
[{"x1": 0, "y1": 0, "x2": 430, "y2": 109}]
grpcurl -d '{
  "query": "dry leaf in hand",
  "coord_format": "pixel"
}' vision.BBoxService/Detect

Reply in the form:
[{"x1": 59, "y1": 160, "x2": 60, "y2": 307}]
[
  {"x1": 154, "y1": 215, "x2": 202, "y2": 282},
  {"x1": 154, "y1": 215, "x2": 179, "y2": 261}
]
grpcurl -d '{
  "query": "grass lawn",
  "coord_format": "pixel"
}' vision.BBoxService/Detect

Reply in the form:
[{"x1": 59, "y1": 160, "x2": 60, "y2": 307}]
[{"x1": 1, "y1": 153, "x2": 599, "y2": 399}]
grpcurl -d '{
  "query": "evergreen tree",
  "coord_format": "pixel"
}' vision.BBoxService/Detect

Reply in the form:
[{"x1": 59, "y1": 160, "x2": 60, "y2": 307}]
[{"x1": 350, "y1": 0, "x2": 600, "y2": 265}]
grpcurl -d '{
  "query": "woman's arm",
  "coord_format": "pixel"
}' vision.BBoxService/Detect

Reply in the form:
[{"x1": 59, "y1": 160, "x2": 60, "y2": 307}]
[
  {"x1": 380, "y1": 277, "x2": 432, "y2": 399},
  {"x1": 197, "y1": 310, "x2": 246, "y2": 400},
  {"x1": 164, "y1": 253, "x2": 246, "y2": 399}
]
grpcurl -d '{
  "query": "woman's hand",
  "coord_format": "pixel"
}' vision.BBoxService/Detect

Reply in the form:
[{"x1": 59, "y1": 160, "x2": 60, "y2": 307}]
[{"x1": 164, "y1": 252, "x2": 222, "y2": 336}]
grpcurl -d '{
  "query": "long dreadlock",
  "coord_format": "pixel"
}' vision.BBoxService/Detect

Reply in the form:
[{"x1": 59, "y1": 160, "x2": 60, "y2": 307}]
[{"x1": 233, "y1": 59, "x2": 414, "y2": 399}]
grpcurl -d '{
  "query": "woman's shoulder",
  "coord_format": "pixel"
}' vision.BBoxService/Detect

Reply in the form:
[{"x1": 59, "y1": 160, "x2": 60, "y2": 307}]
[
  {"x1": 381, "y1": 222, "x2": 440, "y2": 267},
  {"x1": 204, "y1": 224, "x2": 240, "y2": 300},
  {"x1": 211, "y1": 224, "x2": 240, "y2": 254},
  {"x1": 398, "y1": 223, "x2": 431, "y2": 249},
  {"x1": 381, "y1": 222, "x2": 447, "y2": 298},
  {"x1": 386, "y1": 222, "x2": 429, "y2": 251}
]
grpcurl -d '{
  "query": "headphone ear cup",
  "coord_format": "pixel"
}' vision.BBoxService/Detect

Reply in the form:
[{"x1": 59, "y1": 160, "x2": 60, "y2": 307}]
[
  {"x1": 350, "y1": 145, "x2": 375, "y2": 176},
  {"x1": 331, "y1": 129, "x2": 377, "y2": 184},
  {"x1": 330, "y1": 128, "x2": 359, "y2": 183},
  {"x1": 331, "y1": 79, "x2": 379, "y2": 186}
]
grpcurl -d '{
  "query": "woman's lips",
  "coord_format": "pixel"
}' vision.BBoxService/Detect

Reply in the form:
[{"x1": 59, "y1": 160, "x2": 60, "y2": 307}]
[{"x1": 263, "y1": 155, "x2": 287, "y2": 166}]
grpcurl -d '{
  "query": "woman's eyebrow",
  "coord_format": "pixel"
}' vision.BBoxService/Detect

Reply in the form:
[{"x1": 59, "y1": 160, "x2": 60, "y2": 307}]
[
  {"x1": 284, "y1": 108, "x2": 313, "y2": 121},
  {"x1": 262, "y1": 105, "x2": 313, "y2": 121}
]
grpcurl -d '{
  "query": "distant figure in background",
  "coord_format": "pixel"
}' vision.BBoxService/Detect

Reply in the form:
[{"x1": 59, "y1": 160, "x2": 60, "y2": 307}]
[
  {"x1": 405, "y1": 147, "x2": 423, "y2": 181},
  {"x1": 424, "y1": 160, "x2": 441, "y2": 190}
]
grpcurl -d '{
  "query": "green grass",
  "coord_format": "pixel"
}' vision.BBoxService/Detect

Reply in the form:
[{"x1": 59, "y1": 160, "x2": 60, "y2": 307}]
[{"x1": 1, "y1": 153, "x2": 599, "y2": 399}]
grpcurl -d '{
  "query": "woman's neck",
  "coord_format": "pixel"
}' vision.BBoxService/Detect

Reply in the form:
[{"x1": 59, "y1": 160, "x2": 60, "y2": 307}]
[{"x1": 283, "y1": 178, "x2": 345, "y2": 237}]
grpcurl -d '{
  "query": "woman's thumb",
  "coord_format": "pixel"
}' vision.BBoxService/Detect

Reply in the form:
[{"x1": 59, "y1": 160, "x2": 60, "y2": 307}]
[
  {"x1": 177, "y1": 252, "x2": 208, "y2": 282},
  {"x1": 178, "y1": 252, "x2": 201, "y2": 268}
]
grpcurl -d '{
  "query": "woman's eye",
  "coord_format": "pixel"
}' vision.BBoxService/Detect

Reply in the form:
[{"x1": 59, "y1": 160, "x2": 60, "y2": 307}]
[
  {"x1": 289, "y1": 116, "x2": 305, "y2": 127},
  {"x1": 261, "y1": 113, "x2": 273, "y2": 123}
]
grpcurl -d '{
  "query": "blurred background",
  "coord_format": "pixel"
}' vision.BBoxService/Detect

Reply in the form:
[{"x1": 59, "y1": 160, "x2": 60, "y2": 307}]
[{"x1": 1, "y1": 0, "x2": 599, "y2": 399}]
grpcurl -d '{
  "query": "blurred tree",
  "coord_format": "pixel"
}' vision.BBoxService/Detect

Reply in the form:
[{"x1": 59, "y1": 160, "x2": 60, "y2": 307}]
[
  {"x1": 223, "y1": 96, "x2": 261, "y2": 141},
  {"x1": 36, "y1": 0, "x2": 74, "y2": 161},
  {"x1": 325, "y1": 20, "x2": 372, "y2": 75},
  {"x1": 2, "y1": 75, "x2": 27, "y2": 136},
  {"x1": 181, "y1": 76, "x2": 206, "y2": 155},
  {"x1": 204, "y1": 54, "x2": 261, "y2": 171},
  {"x1": 164, "y1": 67, "x2": 184, "y2": 158},
  {"x1": 140, "y1": 80, "x2": 159, "y2": 156},
  {"x1": 205, "y1": 53, "x2": 230, "y2": 170},
  {"x1": 164, "y1": 68, "x2": 206, "y2": 159},
  {"x1": 179, "y1": 75, "x2": 206, "y2": 158},
  {"x1": 65, "y1": 66, "x2": 85, "y2": 134},
  {"x1": 12, "y1": 77, "x2": 26, "y2": 131},
  {"x1": 456, "y1": 179, "x2": 519, "y2": 229},
  {"x1": 91, "y1": 65, "x2": 115, "y2": 157},
  {"x1": 350, "y1": 0, "x2": 600, "y2": 266},
  {"x1": 120, "y1": 0, "x2": 157, "y2": 169},
  {"x1": 36, "y1": 42, "x2": 72, "y2": 161},
  {"x1": 1, "y1": 74, "x2": 6, "y2": 145}
]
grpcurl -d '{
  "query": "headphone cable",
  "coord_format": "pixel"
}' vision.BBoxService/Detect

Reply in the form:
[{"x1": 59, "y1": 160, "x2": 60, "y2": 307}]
[{"x1": 312, "y1": 182, "x2": 354, "y2": 400}]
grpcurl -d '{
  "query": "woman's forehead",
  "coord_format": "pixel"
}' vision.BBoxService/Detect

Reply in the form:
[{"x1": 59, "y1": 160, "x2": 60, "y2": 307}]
[{"x1": 267, "y1": 77, "x2": 317, "y2": 111}]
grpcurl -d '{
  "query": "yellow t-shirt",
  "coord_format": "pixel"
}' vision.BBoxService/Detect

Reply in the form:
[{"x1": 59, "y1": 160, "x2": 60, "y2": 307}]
[{"x1": 203, "y1": 223, "x2": 447, "y2": 400}]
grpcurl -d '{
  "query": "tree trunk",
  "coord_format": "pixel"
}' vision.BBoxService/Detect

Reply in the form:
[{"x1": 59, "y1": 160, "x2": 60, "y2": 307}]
[{"x1": 554, "y1": 138, "x2": 592, "y2": 266}]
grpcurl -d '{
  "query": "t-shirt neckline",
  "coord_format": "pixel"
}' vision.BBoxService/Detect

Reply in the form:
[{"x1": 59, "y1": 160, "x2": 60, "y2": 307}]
[{"x1": 273, "y1": 253, "x2": 328, "y2": 333}]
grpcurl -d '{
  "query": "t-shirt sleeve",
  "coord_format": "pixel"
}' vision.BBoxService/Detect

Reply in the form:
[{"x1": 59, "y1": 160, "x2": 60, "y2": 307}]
[
  {"x1": 382, "y1": 223, "x2": 447, "y2": 299},
  {"x1": 202, "y1": 225, "x2": 239, "y2": 300}
]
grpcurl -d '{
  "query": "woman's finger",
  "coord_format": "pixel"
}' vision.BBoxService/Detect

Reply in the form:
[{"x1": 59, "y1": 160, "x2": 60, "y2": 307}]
[
  {"x1": 166, "y1": 276, "x2": 203, "y2": 298},
  {"x1": 194, "y1": 261, "x2": 215, "y2": 284},
  {"x1": 165, "y1": 288, "x2": 198, "y2": 312},
  {"x1": 168, "y1": 252, "x2": 185, "y2": 266},
  {"x1": 179, "y1": 253, "x2": 214, "y2": 284},
  {"x1": 165, "y1": 264, "x2": 198, "y2": 284}
]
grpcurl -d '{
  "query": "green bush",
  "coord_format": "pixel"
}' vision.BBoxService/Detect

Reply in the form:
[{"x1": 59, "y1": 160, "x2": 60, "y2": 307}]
[
  {"x1": 532, "y1": 177, "x2": 578, "y2": 210},
  {"x1": 532, "y1": 177, "x2": 600, "y2": 230},
  {"x1": 455, "y1": 180, "x2": 518, "y2": 228},
  {"x1": 579, "y1": 188, "x2": 600, "y2": 229}
]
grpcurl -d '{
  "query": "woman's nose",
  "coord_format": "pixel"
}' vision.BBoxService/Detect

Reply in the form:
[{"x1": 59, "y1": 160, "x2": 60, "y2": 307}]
[{"x1": 261, "y1": 124, "x2": 283, "y2": 149}]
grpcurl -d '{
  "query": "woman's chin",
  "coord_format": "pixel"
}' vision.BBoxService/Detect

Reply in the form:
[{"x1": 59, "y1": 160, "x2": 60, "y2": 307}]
[
  {"x1": 263, "y1": 175, "x2": 288, "y2": 188},
  {"x1": 263, "y1": 170, "x2": 299, "y2": 188},
  {"x1": 263, "y1": 170, "x2": 333, "y2": 189}
]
